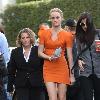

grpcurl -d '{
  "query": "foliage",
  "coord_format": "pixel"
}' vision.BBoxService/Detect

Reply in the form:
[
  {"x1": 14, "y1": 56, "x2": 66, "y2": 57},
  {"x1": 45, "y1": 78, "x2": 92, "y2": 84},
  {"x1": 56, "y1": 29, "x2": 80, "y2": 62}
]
[
  {"x1": 0, "y1": 0, "x2": 100, "y2": 46},
  {"x1": 16, "y1": 0, "x2": 42, "y2": 3}
]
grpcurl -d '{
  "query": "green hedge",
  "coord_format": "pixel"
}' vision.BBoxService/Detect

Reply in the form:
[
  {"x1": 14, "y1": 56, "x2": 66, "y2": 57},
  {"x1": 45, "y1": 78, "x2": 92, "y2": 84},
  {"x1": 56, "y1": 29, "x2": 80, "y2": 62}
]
[
  {"x1": 16, "y1": 0, "x2": 42, "y2": 4},
  {"x1": 0, "y1": 0, "x2": 100, "y2": 46}
]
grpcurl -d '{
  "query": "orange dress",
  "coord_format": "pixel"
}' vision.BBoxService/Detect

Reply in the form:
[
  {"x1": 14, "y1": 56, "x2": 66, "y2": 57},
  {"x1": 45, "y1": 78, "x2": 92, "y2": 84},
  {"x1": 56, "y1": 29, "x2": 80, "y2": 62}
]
[
  {"x1": 38, "y1": 27, "x2": 46, "y2": 38},
  {"x1": 39, "y1": 29, "x2": 73, "y2": 84}
]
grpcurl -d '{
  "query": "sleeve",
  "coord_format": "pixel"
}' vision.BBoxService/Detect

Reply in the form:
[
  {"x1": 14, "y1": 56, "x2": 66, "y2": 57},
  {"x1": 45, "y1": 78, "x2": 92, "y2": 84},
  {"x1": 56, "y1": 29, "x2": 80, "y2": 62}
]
[
  {"x1": 7, "y1": 50, "x2": 16, "y2": 92},
  {"x1": 65, "y1": 32, "x2": 73, "y2": 48},
  {"x1": 39, "y1": 30, "x2": 46, "y2": 45},
  {"x1": 0, "y1": 34, "x2": 10, "y2": 64}
]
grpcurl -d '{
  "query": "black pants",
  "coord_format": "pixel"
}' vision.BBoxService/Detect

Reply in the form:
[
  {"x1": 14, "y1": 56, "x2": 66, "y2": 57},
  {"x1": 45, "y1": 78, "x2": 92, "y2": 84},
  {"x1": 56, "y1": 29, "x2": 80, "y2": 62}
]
[
  {"x1": 16, "y1": 87, "x2": 45, "y2": 100},
  {"x1": 43, "y1": 86, "x2": 49, "y2": 100},
  {"x1": 15, "y1": 80, "x2": 45, "y2": 100},
  {"x1": 79, "y1": 75, "x2": 100, "y2": 100},
  {"x1": 66, "y1": 78, "x2": 84, "y2": 100}
]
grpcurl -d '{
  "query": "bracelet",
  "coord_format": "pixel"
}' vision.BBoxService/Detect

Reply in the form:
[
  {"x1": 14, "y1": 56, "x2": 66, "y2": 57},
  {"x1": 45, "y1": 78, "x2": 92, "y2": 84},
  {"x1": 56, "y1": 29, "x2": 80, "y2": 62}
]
[{"x1": 49, "y1": 57, "x2": 51, "y2": 61}]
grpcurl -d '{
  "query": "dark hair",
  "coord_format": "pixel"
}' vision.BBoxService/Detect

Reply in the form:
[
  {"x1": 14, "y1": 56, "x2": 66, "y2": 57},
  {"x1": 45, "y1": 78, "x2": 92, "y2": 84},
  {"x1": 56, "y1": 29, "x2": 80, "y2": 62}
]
[
  {"x1": 0, "y1": 27, "x2": 5, "y2": 34},
  {"x1": 76, "y1": 12, "x2": 96, "y2": 45},
  {"x1": 65, "y1": 18, "x2": 76, "y2": 27}
]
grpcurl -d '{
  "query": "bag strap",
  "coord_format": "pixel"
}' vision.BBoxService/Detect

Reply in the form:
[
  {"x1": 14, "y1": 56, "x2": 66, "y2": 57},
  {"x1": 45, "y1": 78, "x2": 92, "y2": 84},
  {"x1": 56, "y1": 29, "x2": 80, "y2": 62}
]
[{"x1": 88, "y1": 47, "x2": 94, "y2": 74}]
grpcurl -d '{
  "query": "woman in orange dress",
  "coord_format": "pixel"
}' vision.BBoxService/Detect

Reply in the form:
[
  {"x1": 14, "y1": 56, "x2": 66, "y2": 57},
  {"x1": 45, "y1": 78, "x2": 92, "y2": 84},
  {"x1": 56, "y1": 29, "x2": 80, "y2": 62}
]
[{"x1": 38, "y1": 8, "x2": 74, "y2": 100}]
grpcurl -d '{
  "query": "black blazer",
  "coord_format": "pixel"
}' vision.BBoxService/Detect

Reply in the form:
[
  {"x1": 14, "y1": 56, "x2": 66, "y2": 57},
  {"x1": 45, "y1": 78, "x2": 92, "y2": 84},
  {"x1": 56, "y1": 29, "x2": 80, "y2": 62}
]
[{"x1": 7, "y1": 46, "x2": 44, "y2": 92}]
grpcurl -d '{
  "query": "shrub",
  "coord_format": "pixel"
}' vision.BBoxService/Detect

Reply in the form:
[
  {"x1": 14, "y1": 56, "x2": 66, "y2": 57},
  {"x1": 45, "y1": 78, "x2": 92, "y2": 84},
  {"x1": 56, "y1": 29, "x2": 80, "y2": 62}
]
[{"x1": 0, "y1": 0, "x2": 100, "y2": 46}]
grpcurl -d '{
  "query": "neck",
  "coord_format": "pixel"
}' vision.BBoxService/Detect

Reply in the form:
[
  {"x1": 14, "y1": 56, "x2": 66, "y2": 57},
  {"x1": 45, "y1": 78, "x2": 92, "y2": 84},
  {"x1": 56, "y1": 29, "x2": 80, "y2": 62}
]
[
  {"x1": 23, "y1": 45, "x2": 31, "y2": 51},
  {"x1": 52, "y1": 26, "x2": 62, "y2": 33}
]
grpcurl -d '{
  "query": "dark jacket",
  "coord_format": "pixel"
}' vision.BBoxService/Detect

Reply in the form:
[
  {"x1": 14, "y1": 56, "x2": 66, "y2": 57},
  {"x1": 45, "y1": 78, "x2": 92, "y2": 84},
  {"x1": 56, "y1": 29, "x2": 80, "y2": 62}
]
[{"x1": 7, "y1": 46, "x2": 44, "y2": 92}]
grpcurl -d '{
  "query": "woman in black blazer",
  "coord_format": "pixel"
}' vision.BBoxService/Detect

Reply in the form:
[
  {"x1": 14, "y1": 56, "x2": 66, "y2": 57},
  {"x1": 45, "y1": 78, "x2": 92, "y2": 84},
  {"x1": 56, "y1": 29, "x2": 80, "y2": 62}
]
[{"x1": 7, "y1": 28, "x2": 45, "y2": 100}]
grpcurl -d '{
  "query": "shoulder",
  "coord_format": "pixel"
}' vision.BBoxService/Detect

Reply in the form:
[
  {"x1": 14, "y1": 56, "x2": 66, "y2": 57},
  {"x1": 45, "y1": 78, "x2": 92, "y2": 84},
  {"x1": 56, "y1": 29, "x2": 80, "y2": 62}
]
[
  {"x1": 0, "y1": 32, "x2": 7, "y2": 41},
  {"x1": 11, "y1": 47, "x2": 22, "y2": 54},
  {"x1": 95, "y1": 29, "x2": 100, "y2": 37},
  {"x1": 60, "y1": 29, "x2": 71, "y2": 35},
  {"x1": 0, "y1": 32, "x2": 5, "y2": 37},
  {"x1": 32, "y1": 45, "x2": 38, "y2": 50},
  {"x1": 39, "y1": 29, "x2": 51, "y2": 41},
  {"x1": 0, "y1": 32, "x2": 7, "y2": 39},
  {"x1": 96, "y1": 29, "x2": 100, "y2": 34},
  {"x1": 41, "y1": 29, "x2": 51, "y2": 36},
  {"x1": 60, "y1": 29, "x2": 72, "y2": 38},
  {"x1": 30, "y1": 46, "x2": 38, "y2": 54}
]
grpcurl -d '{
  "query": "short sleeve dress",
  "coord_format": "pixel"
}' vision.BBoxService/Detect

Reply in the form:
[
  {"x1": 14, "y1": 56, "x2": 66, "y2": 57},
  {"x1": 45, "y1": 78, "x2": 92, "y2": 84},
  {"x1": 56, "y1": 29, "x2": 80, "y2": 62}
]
[{"x1": 39, "y1": 29, "x2": 73, "y2": 84}]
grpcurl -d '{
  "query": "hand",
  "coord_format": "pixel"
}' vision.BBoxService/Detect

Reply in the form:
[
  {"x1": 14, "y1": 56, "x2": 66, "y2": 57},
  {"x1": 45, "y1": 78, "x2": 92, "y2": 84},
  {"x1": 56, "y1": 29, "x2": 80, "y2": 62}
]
[
  {"x1": 49, "y1": 55, "x2": 58, "y2": 61},
  {"x1": 78, "y1": 60, "x2": 85, "y2": 71},
  {"x1": 9, "y1": 91, "x2": 14, "y2": 96},
  {"x1": 70, "y1": 73, "x2": 75, "y2": 85}
]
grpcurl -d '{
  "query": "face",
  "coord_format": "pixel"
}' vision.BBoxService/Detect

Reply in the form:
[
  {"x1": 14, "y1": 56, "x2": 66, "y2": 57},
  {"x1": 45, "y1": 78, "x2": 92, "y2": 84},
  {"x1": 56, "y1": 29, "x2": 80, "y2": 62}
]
[
  {"x1": 50, "y1": 11, "x2": 62, "y2": 27},
  {"x1": 42, "y1": 24, "x2": 49, "y2": 30},
  {"x1": 64, "y1": 26, "x2": 69, "y2": 31},
  {"x1": 20, "y1": 32, "x2": 32, "y2": 47},
  {"x1": 80, "y1": 18, "x2": 87, "y2": 32}
]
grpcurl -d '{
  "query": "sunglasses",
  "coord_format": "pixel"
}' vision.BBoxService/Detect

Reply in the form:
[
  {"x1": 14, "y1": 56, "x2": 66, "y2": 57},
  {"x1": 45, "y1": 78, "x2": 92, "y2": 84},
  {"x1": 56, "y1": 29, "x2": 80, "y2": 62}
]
[{"x1": 80, "y1": 23, "x2": 86, "y2": 27}]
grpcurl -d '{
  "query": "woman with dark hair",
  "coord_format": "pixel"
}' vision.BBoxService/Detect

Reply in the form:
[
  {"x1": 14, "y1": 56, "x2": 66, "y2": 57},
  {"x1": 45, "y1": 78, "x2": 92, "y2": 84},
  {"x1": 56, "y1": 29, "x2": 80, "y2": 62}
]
[{"x1": 76, "y1": 12, "x2": 100, "y2": 100}]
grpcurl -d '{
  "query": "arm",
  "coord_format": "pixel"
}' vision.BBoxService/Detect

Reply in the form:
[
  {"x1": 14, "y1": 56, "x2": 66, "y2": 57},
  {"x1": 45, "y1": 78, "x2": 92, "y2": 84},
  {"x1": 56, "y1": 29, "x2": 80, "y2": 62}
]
[
  {"x1": 38, "y1": 44, "x2": 58, "y2": 61},
  {"x1": 38, "y1": 44, "x2": 51, "y2": 61},
  {"x1": 76, "y1": 39, "x2": 85, "y2": 71},
  {"x1": 67, "y1": 47, "x2": 73, "y2": 71},
  {"x1": 7, "y1": 50, "x2": 16, "y2": 93},
  {"x1": 67, "y1": 47, "x2": 75, "y2": 83},
  {"x1": 0, "y1": 33, "x2": 10, "y2": 64}
]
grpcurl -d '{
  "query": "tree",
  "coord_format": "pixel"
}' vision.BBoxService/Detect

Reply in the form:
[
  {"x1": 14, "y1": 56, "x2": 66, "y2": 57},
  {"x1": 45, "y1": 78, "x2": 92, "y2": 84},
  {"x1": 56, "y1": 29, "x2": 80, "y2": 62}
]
[{"x1": 16, "y1": 0, "x2": 42, "y2": 3}]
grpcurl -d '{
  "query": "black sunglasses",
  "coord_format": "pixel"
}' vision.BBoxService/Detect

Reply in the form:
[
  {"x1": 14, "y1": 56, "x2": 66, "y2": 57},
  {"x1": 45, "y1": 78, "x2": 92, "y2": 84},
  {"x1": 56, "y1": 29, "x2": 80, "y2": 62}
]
[{"x1": 80, "y1": 23, "x2": 86, "y2": 27}]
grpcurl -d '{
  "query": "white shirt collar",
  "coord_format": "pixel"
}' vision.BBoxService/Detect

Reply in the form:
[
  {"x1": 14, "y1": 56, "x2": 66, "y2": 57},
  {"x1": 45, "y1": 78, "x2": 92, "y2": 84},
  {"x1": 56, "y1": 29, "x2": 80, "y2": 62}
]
[{"x1": 23, "y1": 46, "x2": 32, "y2": 62}]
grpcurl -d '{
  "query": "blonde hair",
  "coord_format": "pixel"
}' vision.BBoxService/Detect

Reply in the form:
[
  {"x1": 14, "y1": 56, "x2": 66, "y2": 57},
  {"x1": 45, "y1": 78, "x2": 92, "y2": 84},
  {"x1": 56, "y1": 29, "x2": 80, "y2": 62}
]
[
  {"x1": 49, "y1": 8, "x2": 64, "y2": 19},
  {"x1": 16, "y1": 28, "x2": 35, "y2": 47}
]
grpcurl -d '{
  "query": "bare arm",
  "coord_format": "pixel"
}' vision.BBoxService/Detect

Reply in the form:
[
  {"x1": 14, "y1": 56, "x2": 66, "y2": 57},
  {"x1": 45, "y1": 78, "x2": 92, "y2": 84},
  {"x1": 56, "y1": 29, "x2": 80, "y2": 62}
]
[
  {"x1": 38, "y1": 44, "x2": 51, "y2": 61},
  {"x1": 67, "y1": 47, "x2": 73, "y2": 70},
  {"x1": 66, "y1": 47, "x2": 75, "y2": 83}
]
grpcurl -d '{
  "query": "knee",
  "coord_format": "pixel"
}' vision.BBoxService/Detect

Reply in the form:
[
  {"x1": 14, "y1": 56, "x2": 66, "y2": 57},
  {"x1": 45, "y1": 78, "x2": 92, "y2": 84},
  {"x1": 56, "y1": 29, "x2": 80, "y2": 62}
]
[{"x1": 58, "y1": 94, "x2": 66, "y2": 100}]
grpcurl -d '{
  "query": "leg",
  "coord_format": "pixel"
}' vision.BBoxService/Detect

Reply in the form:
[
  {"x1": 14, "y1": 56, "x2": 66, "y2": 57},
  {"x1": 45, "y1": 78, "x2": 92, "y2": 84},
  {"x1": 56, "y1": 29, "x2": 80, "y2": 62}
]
[
  {"x1": 43, "y1": 86, "x2": 49, "y2": 100},
  {"x1": 93, "y1": 77, "x2": 100, "y2": 100},
  {"x1": 80, "y1": 76, "x2": 93, "y2": 100},
  {"x1": 45, "y1": 82, "x2": 57, "y2": 100},
  {"x1": 30, "y1": 86, "x2": 45, "y2": 100},
  {"x1": 0, "y1": 79, "x2": 8, "y2": 100},
  {"x1": 16, "y1": 88, "x2": 29, "y2": 100},
  {"x1": 4, "y1": 83, "x2": 12, "y2": 100},
  {"x1": 77, "y1": 90, "x2": 84, "y2": 100},
  {"x1": 58, "y1": 83, "x2": 67, "y2": 100},
  {"x1": 12, "y1": 91, "x2": 17, "y2": 100}
]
